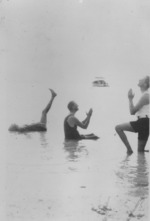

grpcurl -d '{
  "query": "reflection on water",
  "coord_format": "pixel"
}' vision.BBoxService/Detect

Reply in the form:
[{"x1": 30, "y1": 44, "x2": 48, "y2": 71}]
[
  {"x1": 116, "y1": 153, "x2": 149, "y2": 198},
  {"x1": 130, "y1": 153, "x2": 149, "y2": 197},
  {"x1": 63, "y1": 140, "x2": 88, "y2": 162},
  {"x1": 40, "y1": 132, "x2": 48, "y2": 148},
  {"x1": 5, "y1": 130, "x2": 149, "y2": 220},
  {"x1": 39, "y1": 132, "x2": 54, "y2": 162}
]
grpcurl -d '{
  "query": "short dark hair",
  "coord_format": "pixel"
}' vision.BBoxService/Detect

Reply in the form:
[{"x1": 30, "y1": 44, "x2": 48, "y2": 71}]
[
  {"x1": 67, "y1": 101, "x2": 76, "y2": 111},
  {"x1": 145, "y1": 76, "x2": 150, "y2": 89}
]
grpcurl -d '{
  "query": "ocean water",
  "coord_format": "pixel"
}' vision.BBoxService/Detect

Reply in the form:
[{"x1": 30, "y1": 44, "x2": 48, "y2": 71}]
[
  {"x1": 0, "y1": 78, "x2": 149, "y2": 221},
  {"x1": 1, "y1": 0, "x2": 150, "y2": 220}
]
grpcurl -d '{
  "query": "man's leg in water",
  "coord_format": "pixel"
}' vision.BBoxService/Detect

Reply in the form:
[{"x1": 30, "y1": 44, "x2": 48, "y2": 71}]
[
  {"x1": 138, "y1": 139, "x2": 149, "y2": 152},
  {"x1": 115, "y1": 122, "x2": 135, "y2": 154},
  {"x1": 40, "y1": 89, "x2": 57, "y2": 125}
]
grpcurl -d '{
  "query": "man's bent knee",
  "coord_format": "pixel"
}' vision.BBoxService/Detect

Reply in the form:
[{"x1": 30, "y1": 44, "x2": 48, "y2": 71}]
[{"x1": 115, "y1": 125, "x2": 122, "y2": 133}]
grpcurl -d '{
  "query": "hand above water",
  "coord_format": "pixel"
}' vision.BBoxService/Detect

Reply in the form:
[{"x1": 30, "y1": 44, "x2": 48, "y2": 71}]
[
  {"x1": 86, "y1": 108, "x2": 93, "y2": 117},
  {"x1": 128, "y1": 89, "x2": 135, "y2": 100}
]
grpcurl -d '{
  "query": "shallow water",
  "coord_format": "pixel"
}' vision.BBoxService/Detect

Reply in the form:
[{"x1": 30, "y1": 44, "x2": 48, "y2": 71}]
[
  {"x1": 1, "y1": 81, "x2": 149, "y2": 221},
  {"x1": 2, "y1": 130, "x2": 149, "y2": 221}
]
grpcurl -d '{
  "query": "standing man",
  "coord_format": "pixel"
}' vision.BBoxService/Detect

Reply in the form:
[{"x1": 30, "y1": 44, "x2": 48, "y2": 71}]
[
  {"x1": 64, "y1": 101, "x2": 99, "y2": 140},
  {"x1": 115, "y1": 76, "x2": 149, "y2": 154}
]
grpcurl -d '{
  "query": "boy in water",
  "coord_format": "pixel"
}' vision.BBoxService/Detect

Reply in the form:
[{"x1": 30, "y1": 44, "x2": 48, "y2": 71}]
[
  {"x1": 9, "y1": 89, "x2": 57, "y2": 133},
  {"x1": 115, "y1": 76, "x2": 149, "y2": 154},
  {"x1": 64, "y1": 101, "x2": 99, "y2": 140}
]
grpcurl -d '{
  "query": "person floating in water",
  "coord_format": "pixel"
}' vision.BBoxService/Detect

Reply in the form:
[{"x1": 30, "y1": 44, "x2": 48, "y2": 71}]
[
  {"x1": 9, "y1": 89, "x2": 57, "y2": 133},
  {"x1": 115, "y1": 76, "x2": 149, "y2": 154},
  {"x1": 64, "y1": 101, "x2": 99, "y2": 140}
]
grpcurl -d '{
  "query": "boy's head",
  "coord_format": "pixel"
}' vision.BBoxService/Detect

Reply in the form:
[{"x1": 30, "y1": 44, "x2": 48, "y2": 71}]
[
  {"x1": 138, "y1": 76, "x2": 150, "y2": 90},
  {"x1": 67, "y1": 101, "x2": 79, "y2": 112}
]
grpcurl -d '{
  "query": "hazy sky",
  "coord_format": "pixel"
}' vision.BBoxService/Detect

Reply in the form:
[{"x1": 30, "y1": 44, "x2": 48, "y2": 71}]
[{"x1": 1, "y1": 0, "x2": 150, "y2": 86}]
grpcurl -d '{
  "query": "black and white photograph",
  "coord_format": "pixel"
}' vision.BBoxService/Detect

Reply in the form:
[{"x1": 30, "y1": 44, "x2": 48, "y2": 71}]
[{"x1": 0, "y1": 0, "x2": 149, "y2": 220}]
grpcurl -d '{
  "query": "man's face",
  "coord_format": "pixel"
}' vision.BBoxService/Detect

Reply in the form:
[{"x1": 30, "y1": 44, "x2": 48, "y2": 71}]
[
  {"x1": 73, "y1": 102, "x2": 79, "y2": 111},
  {"x1": 138, "y1": 76, "x2": 147, "y2": 88}
]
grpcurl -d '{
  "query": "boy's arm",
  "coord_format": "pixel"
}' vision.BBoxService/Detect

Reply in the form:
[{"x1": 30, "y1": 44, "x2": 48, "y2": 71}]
[
  {"x1": 68, "y1": 115, "x2": 91, "y2": 129},
  {"x1": 75, "y1": 116, "x2": 91, "y2": 129},
  {"x1": 82, "y1": 118, "x2": 87, "y2": 124},
  {"x1": 82, "y1": 116, "x2": 89, "y2": 124},
  {"x1": 82, "y1": 108, "x2": 93, "y2": 125}
]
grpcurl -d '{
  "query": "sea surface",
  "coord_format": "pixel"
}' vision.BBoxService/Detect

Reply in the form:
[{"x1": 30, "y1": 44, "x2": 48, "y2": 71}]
[{"x1": 0, "y1": 78, "x2": 149, "y2": 221}]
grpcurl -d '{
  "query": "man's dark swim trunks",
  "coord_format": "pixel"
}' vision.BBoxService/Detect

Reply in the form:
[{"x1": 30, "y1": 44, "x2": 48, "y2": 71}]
[{"x1": 130, "y1": 117, "x2": 149, "y2": 141}]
